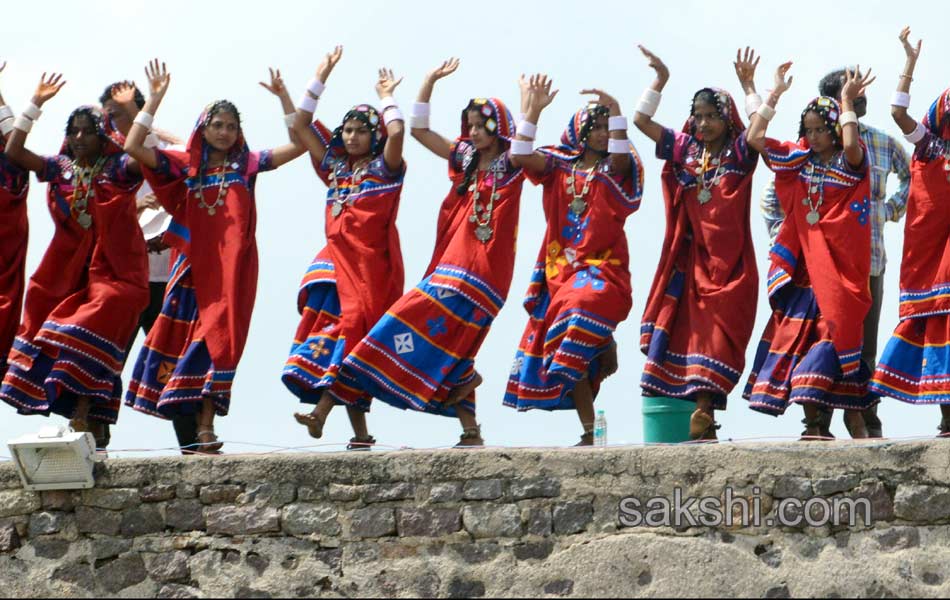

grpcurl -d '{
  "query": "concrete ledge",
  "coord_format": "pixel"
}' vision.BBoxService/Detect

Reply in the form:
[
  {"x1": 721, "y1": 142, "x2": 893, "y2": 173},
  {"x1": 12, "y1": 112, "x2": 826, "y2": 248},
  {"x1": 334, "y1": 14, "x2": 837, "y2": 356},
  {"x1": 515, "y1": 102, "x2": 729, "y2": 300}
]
[{"x1": 0, "y1": 441, "x2": 948, "y2": 597}]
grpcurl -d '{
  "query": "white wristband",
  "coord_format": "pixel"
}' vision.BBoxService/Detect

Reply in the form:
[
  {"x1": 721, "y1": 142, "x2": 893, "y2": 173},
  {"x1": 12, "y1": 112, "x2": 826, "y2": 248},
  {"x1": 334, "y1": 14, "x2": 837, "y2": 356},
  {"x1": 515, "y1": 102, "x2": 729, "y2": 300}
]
[
  {"x1": 839, "y1": 111, "x2": 858, "y2": 127},
  {"x1": 134, "y1": 111, "x2": 154, "y2": 130},
  {"x1": 297, "y1": 93, "x2": 318, "y2": 114},
  {"x1": 382, "y1": 107, "x2": 404, "y2": 125},
  {"x1": 904, "y1": 121, "x2": 926, "y2": 144},
  {"x1": 307, "y1": 78, "x2": 326, "y2": 98},
  {"x1": 517, "y1": 120, "x2": 537, "y2": 139},
  {"x1": 0, "y1": 118, "x2": 13, "y2": 136},
  {"x1": 744, "y1": 93, "x2": 763, "y2": 118},
  {"x1": 144, "y1": 132, "x2": 160, "y2": 149},
  {"x1": 890, "y1": 92, "x2": 911, "y2": 109},
  {"x1": 13, "y1": 115, "x2": 33, "y2": 133},
  {"x1": 608, "y1": 138, "x2": 629, "y2": 154},
  {"x1": 411, "y1": 102, "x2": 431, "y2": 118},
  {"x1": 23, "y1": 103, "x2": 42, "y2": 121},
  {"x1": 636, "y1": 89, "x2": 661, "y2": 117},
  {"x1": 756, "y1": 103, "x2": 776, "y2": 121},
  {"x1": 283, "y1": 113, "x2": 296, "y2": 128},
  {"x1": 608, "y1": 115, "x2": 628, "y2": 132},
  {"x1": 409, "y1": 115, "x2": 429, "y2": 129},
  {"x1": 509, "y1": 139, "x2": 534, "y2": 156},
  {"x1": 0, "y1": 105, "x2": 13, "y2": 121},
  {"x1": 380, "y1": 96, "x2": 397, "y2": 111}
]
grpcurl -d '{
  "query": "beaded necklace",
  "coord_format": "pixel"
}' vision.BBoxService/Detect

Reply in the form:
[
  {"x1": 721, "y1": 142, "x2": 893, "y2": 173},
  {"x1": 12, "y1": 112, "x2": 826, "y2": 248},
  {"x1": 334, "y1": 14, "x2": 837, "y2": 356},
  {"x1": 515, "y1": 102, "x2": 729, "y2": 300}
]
[
  {"x1": 69, "y1": 156, "x2": 106, "y2": 229},
  {"x1": 696, "y1": 145, "x2": 725, "y2": 204},
  {"x1": 566, "y1": 159, "x2": 601, "y2": 215},
  {"x1": 329, "y1": 156, "x2": 372, "y2": 218}
]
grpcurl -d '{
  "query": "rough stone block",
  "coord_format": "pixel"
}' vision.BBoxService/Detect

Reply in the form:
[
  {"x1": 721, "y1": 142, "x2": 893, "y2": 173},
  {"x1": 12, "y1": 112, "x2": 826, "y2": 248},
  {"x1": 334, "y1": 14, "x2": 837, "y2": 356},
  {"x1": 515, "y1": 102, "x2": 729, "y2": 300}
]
[
  {"x1": 82, "y1": 488, "x2": 141, "y2": 510},
  {"x1": 552, "y1": 502, "x2": 593, "y2": 535},
  {"x1": 281, "y1": 504, "x2": 340, "y2": 536},
  {"x1": 349, "y1": 507, "x2": 396, "y2": 538},
  {"x1": 429, "y1": 482, "x2": 464, "y2": 503},
  {"x1": 32, "y1": 537, "x2": 69, "y2": 559},
  {"x1": 328, "y1": 484, "x2": 362, "y2": 502},
  {"x1": 396, "y1": 507, "x2": 461, "y2": 537},
  {"x1": 813, "y1": 474, "x2": 860, "y2": 496},
  {"x1": 120, "y1": 505, "x2": 165, "y2": 536},
  {"x1": 146, "y1": 550, "x2": 191, "y2": 582},
  {"x1": 176, "y1": 484, "x2": 198, "y2": 500},
  {"x1": 463, "y1": 479, "x2": 504, "y2": 501},
  {"x1": 0, "y1": 490, "x2": 41, "y2": 518},
  {"x1": 28, "y1": 511, "x2": 68, "y2": 536},
  {"x1": 363, "y1": 482, "x2": 415, "y2": 503},
  {"x1": 199, "y1": 484, "x2": 243, "y2": 505},
  {"x1": 76, "y1": 506, "x2": 122, "y2": 536},
  {"x1": 297, "y1": 486, "x2": 325, "y2": 502},
  {"x1": 510, "y1": 478, "x2": 561, "y2": 500},
  {"x1": 543, "y1": 579, "x2": 574, "y2": 596},
  {"x1": 773, "y1": 477, "x2": 814, "y2": 500},
  {"x1": 462, "y1": 504, "x2": 522, "y2": 538},
  {"x1": 204, "y1": 505, "x2": 279, "y2": 535},
  {"x1": 41, "y1": 490, "x2": 78, "y2": 511},
  {"x1": 514, "y1": 540, "x2": 555, "y2": 561},
  {"x1": 0, "y1": 522, "x2": 20, "y2": 552},
  {"x1": 165, "y1": 499, "x2": 205, "y2": 532},
  {"x1": 97, "y1": 553, "x2": 147, "y2": 593},
  {"x1": 237, "y1": 482, "x2": 296, "y2": 507},
  {"x1": 91, "y1": 536, "x2": 133, "y2": 560},
  {"x1": 157, "y1": 584, "x2": 201, "y2": 599},
  {"x1": 140, "y1": 485, "x2": 177, "y2": 503},
  {"x1": 894, "y1": 485, "x2": 950, "y2": 522},
  {"x1": 448, "y1": 578, "x2": 485, "y2": 597},
  {"x1": 523, "y1": 506, "x2": 552, "y2": 537}
]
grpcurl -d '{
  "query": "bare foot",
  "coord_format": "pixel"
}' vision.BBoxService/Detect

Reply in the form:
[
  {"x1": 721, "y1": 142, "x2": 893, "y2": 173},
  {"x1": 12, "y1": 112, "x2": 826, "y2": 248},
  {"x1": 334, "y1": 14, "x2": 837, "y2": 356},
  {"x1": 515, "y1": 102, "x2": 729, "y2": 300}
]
[
  {"x1": 444, "y1": 372, "x2": 483, "y2": 407},
  {"x1": 294, "y1": 412, "x2": 325, "y2": 439}
]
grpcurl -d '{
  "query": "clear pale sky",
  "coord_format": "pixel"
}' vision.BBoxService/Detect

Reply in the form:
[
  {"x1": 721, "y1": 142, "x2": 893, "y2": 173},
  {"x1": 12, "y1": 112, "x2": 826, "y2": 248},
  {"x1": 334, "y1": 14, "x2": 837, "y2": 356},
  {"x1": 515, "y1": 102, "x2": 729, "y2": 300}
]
[{"x1": 0, "y1": 0, "x2": 943, "y2": 457}]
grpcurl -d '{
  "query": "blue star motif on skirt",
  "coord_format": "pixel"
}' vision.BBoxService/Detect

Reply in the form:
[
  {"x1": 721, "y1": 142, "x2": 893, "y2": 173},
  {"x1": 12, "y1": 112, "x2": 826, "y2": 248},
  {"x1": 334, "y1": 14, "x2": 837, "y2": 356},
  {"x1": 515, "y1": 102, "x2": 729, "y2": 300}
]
[
  {"x1": 427, "y1": 316, "x2": 448, "y2": 337},
  {"x1": 849, "y1": 196, "x2": 870, "y2": 226},
  {"x1": 561, "y1": 209, "x2": 590, "y2": 245},
  {"x1": 573, "y1": 266, "x2": 605, "y2": 291}
]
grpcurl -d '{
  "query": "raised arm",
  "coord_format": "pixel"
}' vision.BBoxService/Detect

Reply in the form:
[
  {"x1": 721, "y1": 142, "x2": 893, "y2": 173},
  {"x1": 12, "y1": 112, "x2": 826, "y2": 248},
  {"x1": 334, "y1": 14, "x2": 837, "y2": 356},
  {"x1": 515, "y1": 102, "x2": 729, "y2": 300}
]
[
  {"x1": 292, "y1": 46, "x2": 342, "y2": 167},
  {"x1": 632, "y1": 45, "x2": 669, "y2": 144},
  {"x1": 125, "y1": 59, "x2": 170, "y2": 170},
  {"x1": 410, "y1": 58, "x2": 460, "y2": 160},
  {"x1": 376, "y1": 68, "x2": 405, "y2": 172},
  {"x1": 840, "y1": 67, "x2": 875, "y2": 168},
  {"x1": 108, "y1": 82, "x2": 147, "y2": 176},
  {"x1": 734, "y1": 47, "x2": 763, "y2": 119},
  {"x1": 891, "y1": 27, "x2": 922, "y2": 135},
  {"x1": 5, "y1": 72, "x2": 66, "y2": 173},
  {"x1": 582, "y1": 87, "x2": 630, "y2": 174},
  {"x1": 746, "y1": 62, "x2": 793, "y2": 155},
  {"x1": 260, "y1": 67, "x2": 306, "y2": 169},
  {"x1": 510, "y1": 74, "x2": 558, "y2": 175}
]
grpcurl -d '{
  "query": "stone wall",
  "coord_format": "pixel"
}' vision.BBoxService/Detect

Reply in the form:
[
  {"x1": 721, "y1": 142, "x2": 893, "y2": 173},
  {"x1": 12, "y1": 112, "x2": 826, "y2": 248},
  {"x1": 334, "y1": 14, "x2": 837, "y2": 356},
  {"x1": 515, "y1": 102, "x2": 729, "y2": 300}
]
[{"x1": 1, "y1": 442, "x2": 950, "y2": 597}]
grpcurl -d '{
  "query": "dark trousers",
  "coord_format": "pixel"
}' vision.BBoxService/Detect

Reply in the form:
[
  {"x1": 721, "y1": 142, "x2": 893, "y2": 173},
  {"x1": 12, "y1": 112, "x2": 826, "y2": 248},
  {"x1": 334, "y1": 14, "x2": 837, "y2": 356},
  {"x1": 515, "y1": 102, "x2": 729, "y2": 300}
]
[
  {"x1": 819, "y1": 273, "x2": 884, "y2": 435},
  {"x1": 124, "y1": 281, "x2": 199, "y2": 452}
]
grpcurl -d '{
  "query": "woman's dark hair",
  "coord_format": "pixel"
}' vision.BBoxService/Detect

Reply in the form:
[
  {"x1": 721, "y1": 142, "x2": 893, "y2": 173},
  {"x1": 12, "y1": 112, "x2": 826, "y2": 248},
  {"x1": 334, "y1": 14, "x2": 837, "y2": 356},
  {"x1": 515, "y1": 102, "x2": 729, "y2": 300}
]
[
  {"x1": 204, "y1": 100, "x2": 242, "y2": 128},
  {"x1": 691, "y1": 89, "x2": 719, "y2": 114},
  {"x1": 456, "y1": 147, "x2": 481, "y2": 195},
  {"x1": 65, "y1": 107, "x2": 105, "y2": 137},
  {"x1": 99, "y1": 82, "x2": 146, "y2": 109},
  {"x1": 818, "y1": 69, "x2": 847, "y2": 101}
]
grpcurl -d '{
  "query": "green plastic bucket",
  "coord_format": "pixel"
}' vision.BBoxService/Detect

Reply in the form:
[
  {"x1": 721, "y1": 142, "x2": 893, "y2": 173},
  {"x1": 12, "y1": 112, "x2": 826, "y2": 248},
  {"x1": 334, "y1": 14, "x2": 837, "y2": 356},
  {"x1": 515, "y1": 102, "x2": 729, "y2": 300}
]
[{"x1": 642, "y1": 396, "x2": 694, "y2": 443}]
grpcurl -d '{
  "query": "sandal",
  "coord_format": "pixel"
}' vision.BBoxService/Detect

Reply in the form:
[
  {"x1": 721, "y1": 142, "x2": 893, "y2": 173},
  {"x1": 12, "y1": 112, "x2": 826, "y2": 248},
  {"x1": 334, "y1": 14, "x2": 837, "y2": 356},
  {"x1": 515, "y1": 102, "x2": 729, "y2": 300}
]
[
  {"x1": 575, "y1": 430, "x2": 594, "y2": 447},
  {"x1": 88, "y1": 421, "x2": 111, "y2": 450},
  {"x1": 937, "y1": 418, "x2": 950, "y2": 438},
  {"x1": 196, "y1": 430, "x2": 224, "y2": 454},
  {"x1": 799, "y1": 417, "x2": 833, "y2": 442},
  {"x1": 454, "y1": 425, "x2": 484, "y2": 448},
  {"x1": 689, "y1": 409, "x2": 720, "y2": 442},
  {"x1": 346, "y1": 435, "x2": 376, "y2": 451},
  {"x1": 294, "y1": 412, "x2": 326, "y2": 439}
]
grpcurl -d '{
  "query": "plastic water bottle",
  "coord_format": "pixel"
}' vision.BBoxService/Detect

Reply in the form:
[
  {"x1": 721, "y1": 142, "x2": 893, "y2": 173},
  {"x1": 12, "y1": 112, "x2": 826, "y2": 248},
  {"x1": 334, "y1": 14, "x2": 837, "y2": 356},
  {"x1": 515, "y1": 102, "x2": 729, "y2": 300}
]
[{"x1": 593, "y1": 410, "x2": 607, "y2": 447}]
